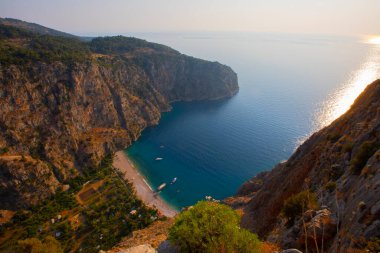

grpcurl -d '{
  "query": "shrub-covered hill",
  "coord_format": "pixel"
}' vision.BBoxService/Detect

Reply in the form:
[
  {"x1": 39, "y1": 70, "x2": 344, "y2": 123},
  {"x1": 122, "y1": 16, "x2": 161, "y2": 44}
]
[
  {"x1": 0, "y1": 155, "x2": 159, "y2": 253},
  {"x1": 0, "y1": 21, "x2": 238, "y2": 210}
]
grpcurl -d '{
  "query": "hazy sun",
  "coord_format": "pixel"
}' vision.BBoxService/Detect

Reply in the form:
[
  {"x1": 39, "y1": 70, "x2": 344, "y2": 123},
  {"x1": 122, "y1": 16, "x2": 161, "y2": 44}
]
[{"x1": 368, "y1": 36, "x2": 380, "y2": 44}]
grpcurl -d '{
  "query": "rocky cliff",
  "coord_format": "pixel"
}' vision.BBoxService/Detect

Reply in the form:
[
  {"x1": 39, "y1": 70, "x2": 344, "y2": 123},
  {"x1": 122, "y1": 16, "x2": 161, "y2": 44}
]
[
  {"x1": 226, "y1": 80, "x2": 380, "y2": 252},
  {"x1": 0, "y1": 23, "x2": 238, "y2": 209}
]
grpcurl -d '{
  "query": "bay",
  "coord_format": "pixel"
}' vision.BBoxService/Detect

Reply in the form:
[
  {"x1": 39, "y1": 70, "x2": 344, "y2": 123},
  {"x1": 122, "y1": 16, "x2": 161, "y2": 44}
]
[{"x1": 125, "y1": 32, "x2": 380, "y2": 210}]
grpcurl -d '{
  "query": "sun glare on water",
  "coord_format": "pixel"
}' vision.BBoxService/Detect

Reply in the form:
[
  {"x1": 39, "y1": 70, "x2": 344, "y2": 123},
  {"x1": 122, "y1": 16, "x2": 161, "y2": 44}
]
[
  {"x1": 315, "y1": 50, "x2": 380, "y2": 130},
  {"x1": 368, "y1": 36, "x2": 380, "y2": 45},
  {"x1": 296, "y1": 42, "x2": 380, "y2": 146},
  {"x1": 317, "y1": 58, "x2": 379, "y2": 129},
  {"x1": 315, "y1": 45, "x2": 380, "y2": 130}
]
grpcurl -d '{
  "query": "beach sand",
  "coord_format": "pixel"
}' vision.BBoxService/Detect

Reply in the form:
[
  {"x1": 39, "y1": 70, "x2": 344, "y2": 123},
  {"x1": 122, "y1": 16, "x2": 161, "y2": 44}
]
[{"x1": 113, "y1": 151, "x2": 178, "y2": 218}]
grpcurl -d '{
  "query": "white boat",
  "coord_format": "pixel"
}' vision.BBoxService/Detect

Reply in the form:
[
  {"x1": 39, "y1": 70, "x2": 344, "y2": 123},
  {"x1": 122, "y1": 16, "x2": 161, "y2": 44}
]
[
  {"x1": 170, "y1": 177, "x2": 177, "y2": 184},
  {"x1": 157, "y1": 183, "x2": 166, "y2": 191},
  {"x1": 155, "y1": 157, "x2": 163, "y2": 161}
]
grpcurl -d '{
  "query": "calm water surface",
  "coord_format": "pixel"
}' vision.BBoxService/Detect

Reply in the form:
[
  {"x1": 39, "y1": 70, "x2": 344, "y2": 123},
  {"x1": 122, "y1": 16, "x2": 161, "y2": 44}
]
[{"x1": 125, "y1": 33, "x2": 380, "y2": 210}]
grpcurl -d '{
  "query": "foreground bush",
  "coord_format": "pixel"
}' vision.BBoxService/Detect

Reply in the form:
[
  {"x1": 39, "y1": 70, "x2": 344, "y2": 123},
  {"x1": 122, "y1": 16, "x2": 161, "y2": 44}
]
[{"x1": 169, "y1": 201, "x2": 262, "y2": 253}]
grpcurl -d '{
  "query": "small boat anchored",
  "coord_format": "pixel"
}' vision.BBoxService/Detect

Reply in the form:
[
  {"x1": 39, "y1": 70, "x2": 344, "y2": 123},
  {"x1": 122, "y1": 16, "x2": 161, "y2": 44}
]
[
  {"x1": 157, "y1": 183, "x2": 166, "y2": 192},
  {"x1": 170, "y1": 177, "x2": 177, "y2": 185},
  {"x1": 155, "y1": 157, "x2": 163, "y2": 161}
]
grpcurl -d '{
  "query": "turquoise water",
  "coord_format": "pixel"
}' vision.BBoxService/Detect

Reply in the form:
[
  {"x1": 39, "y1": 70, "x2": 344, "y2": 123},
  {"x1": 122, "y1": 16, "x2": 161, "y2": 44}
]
[{"x1": 125, "y1": 33, "x2": 380, "y2": 210}]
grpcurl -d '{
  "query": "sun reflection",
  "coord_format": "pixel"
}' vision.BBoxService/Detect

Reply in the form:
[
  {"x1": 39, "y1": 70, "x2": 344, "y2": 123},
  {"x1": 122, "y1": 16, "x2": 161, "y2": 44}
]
[
  {"x1": 368, "y1": 36, "x2": 380, "y2": 45},
  {"x1": 316, "y1": 55, "x2": 380, "y2": 129},
  {"x1": 296, "y1": 46, "x2": 380, "y2": 146}
]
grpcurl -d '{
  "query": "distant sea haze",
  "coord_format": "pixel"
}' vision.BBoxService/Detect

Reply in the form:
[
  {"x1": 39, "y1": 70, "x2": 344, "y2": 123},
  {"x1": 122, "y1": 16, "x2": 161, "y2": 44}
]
[{"x1": 126, "y1": 32, "x2": 380, "y2": 210}]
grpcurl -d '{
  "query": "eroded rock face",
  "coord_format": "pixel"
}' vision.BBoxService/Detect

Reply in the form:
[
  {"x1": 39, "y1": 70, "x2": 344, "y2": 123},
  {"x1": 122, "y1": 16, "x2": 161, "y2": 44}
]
[
  {"x1": 229, "y1": 80, "x2": 380, "y2": 252},
  {"x1": 0, "y1": 29, "x2": 238, "y2": 209},
  {"x1": 0, "y1": 155, "x2": 60, "y2": 209}
]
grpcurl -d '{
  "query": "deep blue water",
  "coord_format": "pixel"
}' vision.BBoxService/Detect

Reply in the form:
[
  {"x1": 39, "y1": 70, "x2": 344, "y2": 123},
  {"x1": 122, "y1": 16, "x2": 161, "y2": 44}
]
[{"x1": 125, "y1": 32, "x2": 379, "y2": 210}]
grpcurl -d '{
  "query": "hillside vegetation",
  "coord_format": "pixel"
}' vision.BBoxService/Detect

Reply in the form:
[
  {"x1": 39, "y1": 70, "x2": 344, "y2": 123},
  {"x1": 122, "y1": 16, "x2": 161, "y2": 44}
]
[{"x1": 0, "y1": 155, "x2": 158, "y2": 252}]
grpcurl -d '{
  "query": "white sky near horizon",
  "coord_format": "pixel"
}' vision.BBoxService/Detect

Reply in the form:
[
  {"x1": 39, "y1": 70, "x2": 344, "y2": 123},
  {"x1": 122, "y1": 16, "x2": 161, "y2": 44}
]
[{"x1": 0, "y1": 0, "x2": 379, "y2": 37}]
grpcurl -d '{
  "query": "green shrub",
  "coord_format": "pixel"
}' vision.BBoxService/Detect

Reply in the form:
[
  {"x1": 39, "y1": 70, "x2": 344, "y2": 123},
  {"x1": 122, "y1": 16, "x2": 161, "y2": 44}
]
[
  {"x1": 324, "y1": 181, "x2": 337, "y2": 192},
  {"x1": 0, "y1": 147, "x2": 9, "y2": 155},
  {"x1": 350, "y1": 141, "x2": 380, "y2": 174},
  {"x1": 281, "y1": 190, "x2": 318, "y2": 223},
  {"x1": 342, "y1": 142, "x2": 353, "y2": 153},
  {"x1": 169, "y1": 201, "x2": 262, "y2": 253},
  {"x1": 12, "y1": 210, "x2": 30, "y2": 223},
  {"x1": 327, "y1": 132, "x2": 341, "y2": 143},
  {"x1": 326, "y1": 164, "x2": 345, "y2": 181},
  {"x1": 367, "y1": 237, "x2": 380, "y2": 253}
]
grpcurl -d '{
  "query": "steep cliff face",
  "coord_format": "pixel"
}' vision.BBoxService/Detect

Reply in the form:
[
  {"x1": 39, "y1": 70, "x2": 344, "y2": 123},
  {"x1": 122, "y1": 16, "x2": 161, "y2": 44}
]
[
  {"x1": 226, "y1": 80, "x2": 380, "y2": 252},
  {"x1": 0, "y1": 24, "x2": 238, "y2": 209}
]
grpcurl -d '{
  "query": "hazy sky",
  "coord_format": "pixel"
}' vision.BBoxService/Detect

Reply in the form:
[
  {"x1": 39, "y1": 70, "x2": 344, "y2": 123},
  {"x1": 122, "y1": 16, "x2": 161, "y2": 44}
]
[{"x1": 0, "y1": 0, "x2": 379, "y2": 36}]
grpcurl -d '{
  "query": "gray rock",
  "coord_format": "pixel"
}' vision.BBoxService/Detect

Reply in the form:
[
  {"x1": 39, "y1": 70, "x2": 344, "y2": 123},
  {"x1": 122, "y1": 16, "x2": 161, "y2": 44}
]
[
  {"x1": 157, "y1": 240, "x2": 179, "y2": 253},
  {"x1": 280, "y1": 249, "x2": 303, "y2": 253}
]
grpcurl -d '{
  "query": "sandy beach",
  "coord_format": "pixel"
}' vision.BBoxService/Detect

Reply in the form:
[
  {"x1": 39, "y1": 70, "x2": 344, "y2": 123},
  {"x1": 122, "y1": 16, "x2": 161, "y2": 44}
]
[{"x1": 113, "y1": 151, "x2": 178, "y2": 218}]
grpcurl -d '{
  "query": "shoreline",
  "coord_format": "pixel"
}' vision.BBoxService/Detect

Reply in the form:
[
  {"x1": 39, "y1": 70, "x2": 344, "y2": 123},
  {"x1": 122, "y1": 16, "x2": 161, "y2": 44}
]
[{"x1": 113, "y1": 151, "x2": 178, "y2": 218}]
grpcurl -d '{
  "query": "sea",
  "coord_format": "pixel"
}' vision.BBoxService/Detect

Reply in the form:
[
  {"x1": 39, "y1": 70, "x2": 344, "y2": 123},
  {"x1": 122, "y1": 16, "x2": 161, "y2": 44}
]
[{"x1": 123, "y1": 32, "x2": 380, "y2": 210}]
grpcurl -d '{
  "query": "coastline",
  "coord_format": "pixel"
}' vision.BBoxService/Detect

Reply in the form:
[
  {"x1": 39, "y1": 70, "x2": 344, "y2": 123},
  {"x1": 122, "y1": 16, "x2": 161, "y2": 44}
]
[{"x1": 113, "y1": 151, "x2": 178, "y2": 218}]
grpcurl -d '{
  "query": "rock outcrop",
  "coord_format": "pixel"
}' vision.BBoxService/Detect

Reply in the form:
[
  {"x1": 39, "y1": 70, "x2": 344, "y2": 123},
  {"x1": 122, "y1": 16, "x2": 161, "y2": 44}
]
[
  {"x1": 0, "y1": 22, "x2": 238, "y2": 209},
  {"x1": 227, "y1": 79, "x2": 380, "y2": 252},
  {"x1": 107, "y1": 219, "x2": 174, "y2": 253}
]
